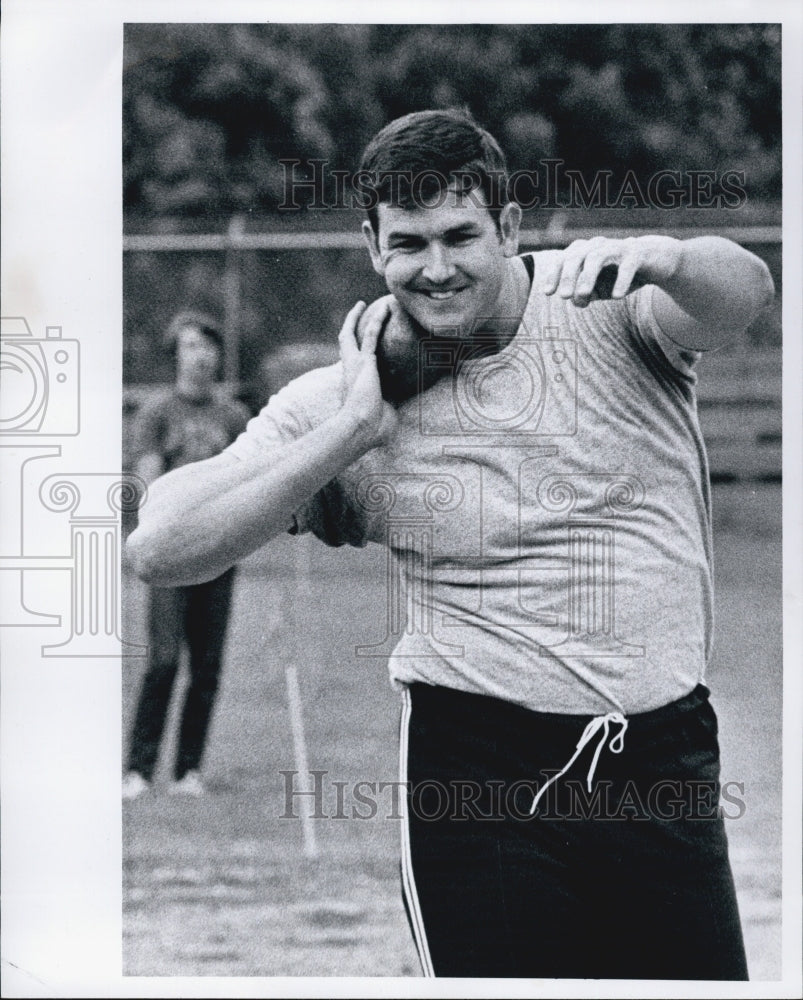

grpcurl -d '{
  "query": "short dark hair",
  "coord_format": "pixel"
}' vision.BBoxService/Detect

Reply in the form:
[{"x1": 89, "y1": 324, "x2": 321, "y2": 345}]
[
  {"x1": 162, "y1": 310, "x2": 225, "y2": 380},
  {"x1": 162, "y1": 310, "x2": 225, "y2": 356},
  {"x1": 359, "y1": 109, "x2": 510, "y2": 234}
]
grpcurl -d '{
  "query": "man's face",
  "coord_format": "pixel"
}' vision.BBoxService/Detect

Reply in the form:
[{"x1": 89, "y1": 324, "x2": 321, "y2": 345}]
[
  {"x1": 175, "y1": 325, "x2": 220, "y2": 384},
  {"x1": 363, "y1": 187, "x2": 521, "y2": 337}
]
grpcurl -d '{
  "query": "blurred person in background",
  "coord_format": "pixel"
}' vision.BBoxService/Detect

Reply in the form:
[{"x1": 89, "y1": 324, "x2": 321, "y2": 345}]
[
  {"x1": 123, "y1": 311, "x2": 250, "y2": 800},
  {"x1": 126, "y1": 111, "x2": 773, "y2": 977}
]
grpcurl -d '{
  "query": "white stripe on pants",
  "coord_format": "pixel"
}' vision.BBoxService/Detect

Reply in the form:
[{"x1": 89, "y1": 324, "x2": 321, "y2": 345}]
[{"x1": 399, "y1": 686, "x2": 435, "y2": 977}]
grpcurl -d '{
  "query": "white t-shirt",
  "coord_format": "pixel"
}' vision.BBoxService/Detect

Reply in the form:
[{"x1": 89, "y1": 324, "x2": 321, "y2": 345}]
[{"x1": 227, "y1": 252, "x2": 711, "y2": 715}]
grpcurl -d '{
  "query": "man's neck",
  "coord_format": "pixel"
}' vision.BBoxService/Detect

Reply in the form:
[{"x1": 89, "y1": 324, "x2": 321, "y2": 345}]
[{"x1": 474, "y1": 255, "x2": 532, "y2": 351}]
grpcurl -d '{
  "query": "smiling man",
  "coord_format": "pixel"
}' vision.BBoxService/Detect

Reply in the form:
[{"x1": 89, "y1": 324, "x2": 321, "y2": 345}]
[
  {"x1": 360, "y1": 112, "x2": 530, "y2": 355},
  {"x1": 362, "y1": 187, "x2": 526, "y2": 339},
  {"x1": 127, "y1": 110, "x2": 773, "y2": 979}
]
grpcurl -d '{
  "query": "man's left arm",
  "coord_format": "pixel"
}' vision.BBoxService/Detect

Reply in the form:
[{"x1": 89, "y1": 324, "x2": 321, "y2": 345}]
[{"x1": 541, "y1": 235, "x2": 775, "y2": 350}]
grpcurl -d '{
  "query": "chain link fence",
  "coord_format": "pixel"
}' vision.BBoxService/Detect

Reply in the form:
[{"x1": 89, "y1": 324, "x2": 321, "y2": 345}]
[{"x1": 123, "y1": 220, "x2": 783, "y2": 481}]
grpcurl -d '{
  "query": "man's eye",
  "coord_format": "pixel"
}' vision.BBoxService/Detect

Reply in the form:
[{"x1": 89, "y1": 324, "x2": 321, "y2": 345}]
[{"x1": 390, "y1": 239, "x2": 424, "y2": 251}]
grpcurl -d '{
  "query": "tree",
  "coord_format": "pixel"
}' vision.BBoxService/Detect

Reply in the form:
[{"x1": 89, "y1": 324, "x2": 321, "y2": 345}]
[{"x1": 124, "y1": 23, "x2": 781, "y2": 219}]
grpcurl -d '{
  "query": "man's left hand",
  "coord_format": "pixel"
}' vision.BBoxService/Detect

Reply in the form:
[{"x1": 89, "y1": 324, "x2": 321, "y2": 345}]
[{"x1": 540, "y1": 236, "x2": 681, "y2": 308}]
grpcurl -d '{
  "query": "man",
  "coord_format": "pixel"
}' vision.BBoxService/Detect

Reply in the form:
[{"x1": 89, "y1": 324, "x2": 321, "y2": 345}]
[
  {"x1": 123, "y1": 312, "x2": 250, "y2": 799},
  {"x1": 127, "y1": 111, "x2": 773, "y2": 977}
]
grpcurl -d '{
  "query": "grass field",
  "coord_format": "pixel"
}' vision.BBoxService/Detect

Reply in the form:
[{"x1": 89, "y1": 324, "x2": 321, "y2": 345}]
[{"x1": 122, "y1": 482, "x2": 783, "y2": 980}]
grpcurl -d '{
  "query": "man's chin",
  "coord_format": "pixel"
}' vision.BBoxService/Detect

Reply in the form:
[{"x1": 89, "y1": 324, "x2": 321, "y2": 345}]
[{"x1": 401, "y1": 302, "x2": 478, "y2": 339}]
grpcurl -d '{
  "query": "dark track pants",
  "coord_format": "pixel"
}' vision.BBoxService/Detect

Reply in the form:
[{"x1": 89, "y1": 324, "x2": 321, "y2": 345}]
[
  {"x1": 399, "y1": 683, "x2": 748, "y2": 980},
  {"x1": 127, "y1": 568, "x2": 236, "y2": 781}
]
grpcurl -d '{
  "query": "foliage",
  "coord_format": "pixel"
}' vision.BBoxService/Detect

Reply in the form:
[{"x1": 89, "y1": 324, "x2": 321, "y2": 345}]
[{"x1": 124, "y1": 23, "x2": 781, "y2": 219}]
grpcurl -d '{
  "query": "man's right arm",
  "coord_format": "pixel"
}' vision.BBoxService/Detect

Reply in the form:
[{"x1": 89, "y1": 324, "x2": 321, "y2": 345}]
[{"x1": 126, "y1": 301, "x2": 396, "y2": 587}]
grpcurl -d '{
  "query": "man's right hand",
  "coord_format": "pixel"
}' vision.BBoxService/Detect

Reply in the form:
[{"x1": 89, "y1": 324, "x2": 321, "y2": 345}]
[
  {"x1": 128, "y1": 301, "x2": 401, "y2": 587},
  {"x1": 338, "y1": 300, "x2": 399, "y2": 450}
]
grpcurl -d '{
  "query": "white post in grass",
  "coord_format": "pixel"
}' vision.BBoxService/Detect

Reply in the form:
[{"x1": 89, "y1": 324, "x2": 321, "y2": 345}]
[
  {"x1": 284, "y1": 662, "x2": 318, "y2": 858},
  {"x1": 286, "y1": 533, "x2": 319, "y2": 859}
]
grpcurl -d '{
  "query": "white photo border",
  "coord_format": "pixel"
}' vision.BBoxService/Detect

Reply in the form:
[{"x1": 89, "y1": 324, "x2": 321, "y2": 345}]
[{"x1": 1, "y1": 2, "x2": 800, "y2": 997}]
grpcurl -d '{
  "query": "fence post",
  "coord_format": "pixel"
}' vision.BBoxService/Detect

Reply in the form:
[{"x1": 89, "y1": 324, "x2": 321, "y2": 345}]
[{"x1": 223, "y1": 214, "x2": 245, "y2": 387}]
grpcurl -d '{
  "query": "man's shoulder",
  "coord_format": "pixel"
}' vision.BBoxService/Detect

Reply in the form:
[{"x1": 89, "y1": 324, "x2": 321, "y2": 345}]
[
  {"x1": 225, "y1": 363, "x2": 343, "y2": 462},
  {"x1": 522, "y1": 249, "x2": 562, "y2": 268},
  {"x1": 268, "y1": 362, "x2": 343, "y2": 425}
]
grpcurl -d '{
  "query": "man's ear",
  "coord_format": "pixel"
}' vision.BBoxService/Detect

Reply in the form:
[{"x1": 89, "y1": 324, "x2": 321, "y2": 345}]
[
  {"x1": 499, "y1": 202, "x2": 523, "y2": 257},
  {"x1": 362, "y1": 220, "x2": 385, "y2": 276}
]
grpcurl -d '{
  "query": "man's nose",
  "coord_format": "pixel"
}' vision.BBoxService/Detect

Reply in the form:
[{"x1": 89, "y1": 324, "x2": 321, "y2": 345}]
[{"x1": 421, "y1": 243, "x2": 456, "y2": 284}]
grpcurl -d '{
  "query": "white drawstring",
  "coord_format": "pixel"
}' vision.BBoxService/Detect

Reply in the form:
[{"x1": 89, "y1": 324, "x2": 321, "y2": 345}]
[{"x1": 529, "y1": 712, "x2": 629, "y2": 815}]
